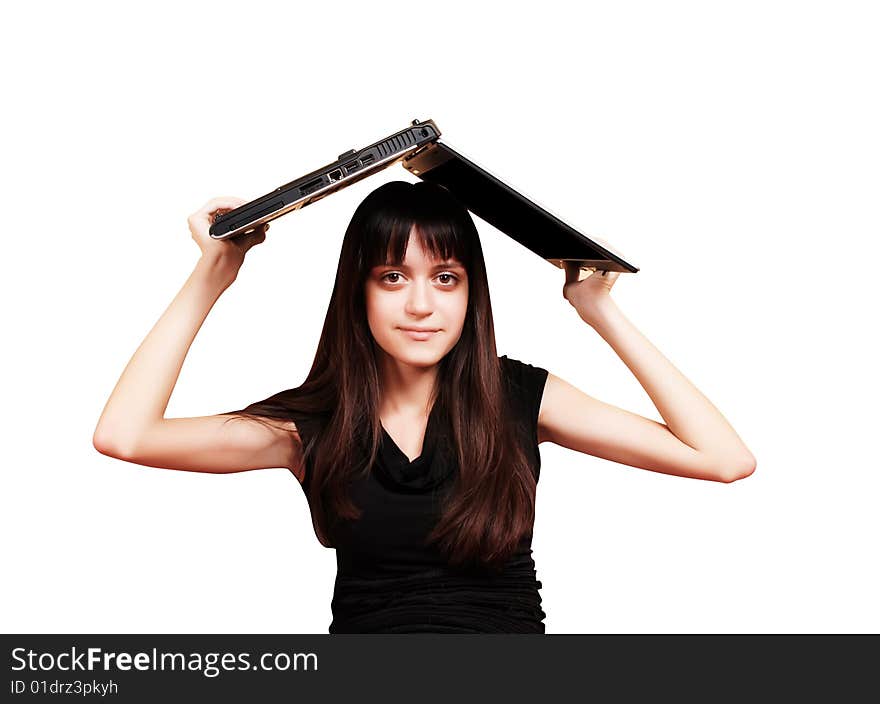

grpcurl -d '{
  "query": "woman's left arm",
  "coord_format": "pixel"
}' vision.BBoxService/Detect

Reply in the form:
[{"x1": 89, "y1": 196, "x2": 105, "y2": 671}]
[{"x1": 538, "y1": 263, "x2": 756, "y2": 483}]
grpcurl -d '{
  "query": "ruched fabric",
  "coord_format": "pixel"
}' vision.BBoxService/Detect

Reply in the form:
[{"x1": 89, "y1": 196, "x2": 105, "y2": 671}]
[{"x1": 329, "y1": 564, "x2": 546, "y2": 634}]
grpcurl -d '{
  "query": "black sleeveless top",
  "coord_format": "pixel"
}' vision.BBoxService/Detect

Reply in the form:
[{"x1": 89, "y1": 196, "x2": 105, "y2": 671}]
[{"x1": 293, "y1": 355, "x2": 549, "y2": 633}]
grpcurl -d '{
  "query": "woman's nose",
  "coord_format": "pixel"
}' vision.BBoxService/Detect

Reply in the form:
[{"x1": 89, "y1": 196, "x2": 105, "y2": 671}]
[{"x1": 404, "y1": 279, "x2": 434, "y2": 315}]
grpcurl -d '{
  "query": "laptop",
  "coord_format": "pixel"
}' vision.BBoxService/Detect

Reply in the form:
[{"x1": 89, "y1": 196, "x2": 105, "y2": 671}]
[
  {"x1": 209, "y1": 119, "x2": 442, "y2": 240},
  {"x1": 210, "y1": 117, "x2": 639, "y2": 275},
  {"x1": 402, "y1": 141, "x2": 639, "y2": 274}
]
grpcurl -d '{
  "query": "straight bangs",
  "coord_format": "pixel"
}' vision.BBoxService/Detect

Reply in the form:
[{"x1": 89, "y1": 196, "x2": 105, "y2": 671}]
[{"x1": 357, "y1": 183, "x2": 477, "y2": 279}]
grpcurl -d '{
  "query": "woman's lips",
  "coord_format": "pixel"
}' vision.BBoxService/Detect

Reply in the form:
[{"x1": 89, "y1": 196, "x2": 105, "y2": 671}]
[{"x1": 399, "y1": 328, "x2": 439, "y2": 341}]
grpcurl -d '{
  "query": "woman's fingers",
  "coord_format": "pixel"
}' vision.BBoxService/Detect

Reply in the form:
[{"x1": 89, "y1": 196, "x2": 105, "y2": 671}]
[
  {"x1": 210, "y1": 208, "x2": 232, "y2": 223},
  {"x1": 564, "y1": 261, "x2": 581, "y2": 284},
  {"x1": 203, "y1": 196, "x2": 248, "y2": 212},
  {"x1": 189, "y1": 197, "x2": 247, "y2": 225},
  {"x1": 562, "y1": 262, "x2": 582, "y2": 301},
  {"x1": 236, "y1": 223, "x2": 269, "y2": 249},
  {"x1": 564, "y1": 262, "x2": 598, "y2": 284}
]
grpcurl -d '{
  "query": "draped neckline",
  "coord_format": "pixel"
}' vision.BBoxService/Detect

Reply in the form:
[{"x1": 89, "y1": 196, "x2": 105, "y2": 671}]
[{"x1": 375, "y1": 401, "x2": 454, "y2": 493}]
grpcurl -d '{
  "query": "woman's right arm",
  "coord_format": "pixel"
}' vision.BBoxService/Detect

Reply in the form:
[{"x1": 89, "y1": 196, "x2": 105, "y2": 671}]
[{"x1": 92, "y1": 197, "x2": 301, "y2": 476}]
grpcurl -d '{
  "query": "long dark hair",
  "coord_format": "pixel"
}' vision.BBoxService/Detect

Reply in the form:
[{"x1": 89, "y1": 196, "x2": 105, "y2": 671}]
[{"x1": 224, "y1": 180, "x2": 536, "y2": 571}]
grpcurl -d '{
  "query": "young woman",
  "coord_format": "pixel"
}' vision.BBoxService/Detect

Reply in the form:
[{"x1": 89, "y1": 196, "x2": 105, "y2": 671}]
[{"x1": 93, "y1": 181, "x2": 756, "y2": 633}]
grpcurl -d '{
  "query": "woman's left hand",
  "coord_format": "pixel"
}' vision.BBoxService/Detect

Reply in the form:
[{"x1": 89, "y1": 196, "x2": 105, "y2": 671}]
[{"x1": 562, "y1": 261, "x2": 621, "y2": 327}]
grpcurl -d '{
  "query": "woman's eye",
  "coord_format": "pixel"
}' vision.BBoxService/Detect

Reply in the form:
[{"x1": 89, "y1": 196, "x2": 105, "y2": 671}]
[{"x1": 380, "y1": 272, "x2": 458, "y2": 285}]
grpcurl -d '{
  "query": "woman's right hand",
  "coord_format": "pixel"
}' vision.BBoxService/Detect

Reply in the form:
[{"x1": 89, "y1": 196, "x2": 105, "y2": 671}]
[{"x1": 187, "y1": 196, "x2": 270, "y2": 281}]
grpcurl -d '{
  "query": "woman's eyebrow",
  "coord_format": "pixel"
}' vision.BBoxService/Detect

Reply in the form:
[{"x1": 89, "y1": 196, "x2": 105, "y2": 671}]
[{"x1": 379, "y1": 261, "x2": 464, "y2": 270}]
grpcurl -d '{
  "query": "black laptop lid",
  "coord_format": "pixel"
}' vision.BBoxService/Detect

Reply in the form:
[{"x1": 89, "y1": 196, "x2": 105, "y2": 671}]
[{"x1": 401, "y1": 141, "x2": 639, "y2": 273}]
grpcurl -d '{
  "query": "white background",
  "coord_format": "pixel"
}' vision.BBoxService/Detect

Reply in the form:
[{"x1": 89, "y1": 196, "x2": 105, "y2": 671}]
[{"x1": 2, "y1": 1, "x2": 877, "y2": 634}]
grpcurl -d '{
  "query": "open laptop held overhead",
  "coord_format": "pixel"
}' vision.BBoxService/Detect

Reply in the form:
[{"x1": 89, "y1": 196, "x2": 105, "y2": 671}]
[{"x1": 209, "y1": 118, "x2": 639, "y2": 275}]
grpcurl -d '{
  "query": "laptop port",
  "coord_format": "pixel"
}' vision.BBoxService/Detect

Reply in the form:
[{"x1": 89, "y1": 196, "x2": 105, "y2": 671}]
[
  {"x1": 361, "y1": 154, "x2": 375, "y2": 166},
  {"x1": 299, "y1": 177, "x2": 323, "y2": 195},
  {"x1": 328, "y1": 168, "x2": 344, "y2": 182},
  {"x1": 343, "y1": 160, "x2": 360, "y2": 174}
]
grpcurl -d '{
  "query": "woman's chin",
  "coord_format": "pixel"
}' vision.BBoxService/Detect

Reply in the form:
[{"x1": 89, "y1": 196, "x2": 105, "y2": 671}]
[{"x1": 388, "y1": 346, "x2": 446, "y2": 368}]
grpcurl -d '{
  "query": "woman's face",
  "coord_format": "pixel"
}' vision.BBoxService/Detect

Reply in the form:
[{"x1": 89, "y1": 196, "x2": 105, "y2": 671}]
[{"x1": 365, "y1": 227, "x2": 469, "y2": 370}]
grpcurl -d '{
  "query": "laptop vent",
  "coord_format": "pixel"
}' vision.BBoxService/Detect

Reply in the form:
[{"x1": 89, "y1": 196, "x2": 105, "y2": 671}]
[{"x1": 376, "y1": 132, "x2": 415, "y2": 158}]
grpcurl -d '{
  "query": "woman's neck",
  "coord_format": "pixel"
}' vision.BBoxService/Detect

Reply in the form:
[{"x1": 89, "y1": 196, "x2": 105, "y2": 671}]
[{"x1": 377, "y1": 356, "x2": 439, "y2": 417}]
